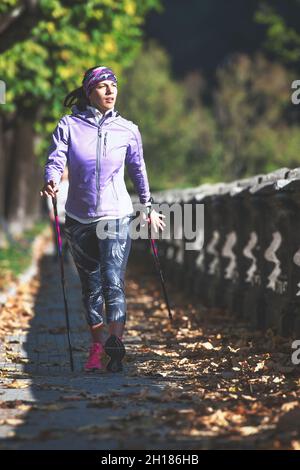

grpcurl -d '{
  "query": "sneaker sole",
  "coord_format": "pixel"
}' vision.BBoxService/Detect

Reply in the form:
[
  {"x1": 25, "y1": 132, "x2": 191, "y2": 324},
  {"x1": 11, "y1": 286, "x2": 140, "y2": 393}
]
[
  {"x1": 84, "y1": 367, "x2": 103, "y2": 372},
  {"x1": 104, "y1": 335, "x2": 125, "y2": 373}
]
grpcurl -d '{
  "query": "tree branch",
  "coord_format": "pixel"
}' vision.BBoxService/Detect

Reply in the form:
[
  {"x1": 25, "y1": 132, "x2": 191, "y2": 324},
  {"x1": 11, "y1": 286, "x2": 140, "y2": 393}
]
[{"x1": 0, "y1": 0, "x2": 40, "y2": 53}]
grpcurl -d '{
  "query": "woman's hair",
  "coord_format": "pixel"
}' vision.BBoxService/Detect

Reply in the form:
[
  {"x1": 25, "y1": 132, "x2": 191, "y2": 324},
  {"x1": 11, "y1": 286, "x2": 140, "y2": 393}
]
[{"x1": 63, "y1": 66, "x2": 100, "y2": 110}]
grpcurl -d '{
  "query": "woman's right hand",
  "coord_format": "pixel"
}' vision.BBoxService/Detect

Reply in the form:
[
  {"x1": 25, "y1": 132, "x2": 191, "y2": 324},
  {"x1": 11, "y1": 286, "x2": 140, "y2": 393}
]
[{"x1": 39, "y1": 180, "x2": 59, "y2": 198}]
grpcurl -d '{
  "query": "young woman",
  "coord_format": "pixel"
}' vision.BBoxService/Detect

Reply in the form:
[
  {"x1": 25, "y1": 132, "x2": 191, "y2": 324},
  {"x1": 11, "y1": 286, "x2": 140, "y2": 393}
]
[{"x1": 40, "y1": 66, "x2": 165, "y2": 373}]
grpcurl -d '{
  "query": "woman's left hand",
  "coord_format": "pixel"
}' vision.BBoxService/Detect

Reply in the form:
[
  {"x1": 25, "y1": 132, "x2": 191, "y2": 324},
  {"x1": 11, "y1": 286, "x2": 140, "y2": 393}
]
[{"x1": 141, "y1": 208, "x2": 166, "y2": 233}]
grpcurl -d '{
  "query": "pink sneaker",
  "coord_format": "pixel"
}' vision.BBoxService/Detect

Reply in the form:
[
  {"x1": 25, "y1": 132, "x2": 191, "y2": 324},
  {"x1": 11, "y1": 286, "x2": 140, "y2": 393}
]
[{"x1": 84, "y1": 342, "x2": 105, "y2": 371}]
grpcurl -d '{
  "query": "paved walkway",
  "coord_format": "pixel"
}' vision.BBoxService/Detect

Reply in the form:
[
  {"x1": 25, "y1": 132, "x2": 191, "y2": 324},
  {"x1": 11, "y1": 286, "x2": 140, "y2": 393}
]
[
  {"x1": 0, "y1": 236, "x2": 299, "y2": 450},
  {"x1": 0, "y1": 240, "x2": 203, "y2": 450}
]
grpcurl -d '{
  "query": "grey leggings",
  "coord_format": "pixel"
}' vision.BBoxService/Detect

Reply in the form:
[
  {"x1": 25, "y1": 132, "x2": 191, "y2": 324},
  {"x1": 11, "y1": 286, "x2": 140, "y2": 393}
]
[{"x1": 64, "y1": 214, "x2": 133, "y2": 327}]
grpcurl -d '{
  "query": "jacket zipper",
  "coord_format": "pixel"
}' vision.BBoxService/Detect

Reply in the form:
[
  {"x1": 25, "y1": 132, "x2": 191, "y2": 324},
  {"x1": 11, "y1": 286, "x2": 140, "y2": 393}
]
[
  {"x1": 95, "y1": 116, "x2": 107, "y2": 211},
  {"x1": 71, "y1": 112, "x2": 121, "y2": 213},
  {"x1": 95, "y1": 128, "x2": 102, "y2": 211},
  {"x1": 104, "y1": 132, "x2": 107, "y2": 158}
]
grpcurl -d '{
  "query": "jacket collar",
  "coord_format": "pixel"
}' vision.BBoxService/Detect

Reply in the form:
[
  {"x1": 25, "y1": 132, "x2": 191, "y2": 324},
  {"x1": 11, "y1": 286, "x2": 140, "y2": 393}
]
[
  {"x1": 87, "y1": 105, "x2": 115, "y2": 120},
  {"x1": 71, "y1": 105, "x2": 119, "y2": 125}
]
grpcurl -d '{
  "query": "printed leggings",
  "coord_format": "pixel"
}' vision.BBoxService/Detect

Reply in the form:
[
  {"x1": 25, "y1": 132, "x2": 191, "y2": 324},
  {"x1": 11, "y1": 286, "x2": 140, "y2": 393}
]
[{"x1": 64, "y1": 214, "x2": 133, "y2": 327}]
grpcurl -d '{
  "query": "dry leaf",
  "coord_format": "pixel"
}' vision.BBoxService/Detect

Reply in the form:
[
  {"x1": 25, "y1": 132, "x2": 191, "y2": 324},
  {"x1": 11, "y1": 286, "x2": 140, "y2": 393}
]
[
  {"x1": 6, "y1": 380, "x2": 29, "y2": 389},
  {"x1": 2, "y1": 418, "x2": 24, "y2": 426},
  {"x1": 281, "y1": 401, "x2": 299, "y2": 413},
  {"x1": 291, "y1": 440, "x2": 300, "y2": 450},
  {"x1": 254, "y1": 361, "x2": 265, "y2": 372},
  {"x1": 239, "y1": 426, "x2": 259, "y2": 436}
]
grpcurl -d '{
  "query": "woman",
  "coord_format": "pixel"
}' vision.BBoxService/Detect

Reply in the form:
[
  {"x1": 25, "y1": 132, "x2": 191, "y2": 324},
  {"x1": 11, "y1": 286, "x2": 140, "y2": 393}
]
[{"x1": 40, "y1": 66, "x2": 165, "y2": 373}]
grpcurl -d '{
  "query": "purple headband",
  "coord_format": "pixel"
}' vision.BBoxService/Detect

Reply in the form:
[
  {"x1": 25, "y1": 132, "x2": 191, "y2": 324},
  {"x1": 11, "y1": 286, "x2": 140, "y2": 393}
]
[{"x1": 82, "y1": 66, "x2": 118, "y2": 96}]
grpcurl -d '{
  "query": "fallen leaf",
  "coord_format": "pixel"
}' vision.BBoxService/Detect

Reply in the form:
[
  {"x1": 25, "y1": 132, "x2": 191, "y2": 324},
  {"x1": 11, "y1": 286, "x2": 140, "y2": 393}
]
[
  {"x1": 6, "y1": 380, "x2": 30, "y2": 389},
  {"x1": 254, "y1": 361, "x2": 265, "y2": 372},
  {"x1": 239, "y1": 426, "x2": 259, "y2": 436},
  {"x1": 291, "y1": 440, "x2": 300, "y2": 450},
  {"x1": 1, "y1": 418, "x2": 24, "y2": 426},
  {"x1": 201, "y1": 342, "x2": 214, "y2": 350},
  {"x1": 273, "y1": 377, "x2": 283, "y2": 384},
  {"x1": 281, "y1": 402, "x2": 299, "y2": 413}
]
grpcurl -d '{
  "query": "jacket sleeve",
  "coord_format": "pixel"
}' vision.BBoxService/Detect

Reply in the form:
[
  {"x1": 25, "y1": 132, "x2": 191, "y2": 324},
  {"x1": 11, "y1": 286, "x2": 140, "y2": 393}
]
[
  {"x1": 44, "y1": 117, "x2": 69, "y2": 186},
  {"x1": 125, "y1": 125, "x2": 151, "y2": 204}
]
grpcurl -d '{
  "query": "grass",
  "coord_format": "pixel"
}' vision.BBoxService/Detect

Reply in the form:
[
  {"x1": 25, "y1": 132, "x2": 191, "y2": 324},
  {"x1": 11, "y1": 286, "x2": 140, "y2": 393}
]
[{"x1": 0, "y1": 220, "x2": 48, "y2": 283}]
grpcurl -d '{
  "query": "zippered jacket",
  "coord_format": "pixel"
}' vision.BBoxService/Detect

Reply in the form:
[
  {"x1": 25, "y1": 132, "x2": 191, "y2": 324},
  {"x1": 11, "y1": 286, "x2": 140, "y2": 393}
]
[{"x1": 44, "y1": 105, "x2": 151, "y2": 218}]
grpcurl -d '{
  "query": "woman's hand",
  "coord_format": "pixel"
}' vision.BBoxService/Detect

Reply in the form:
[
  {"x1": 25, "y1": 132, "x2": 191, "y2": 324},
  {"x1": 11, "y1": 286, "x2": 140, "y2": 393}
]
[
  {"x1": 141, "y1": 208, "x2": 166, "y2": 233},
  {"x1": 39, "y1": 180, "x2": 59, "y2": 198}
]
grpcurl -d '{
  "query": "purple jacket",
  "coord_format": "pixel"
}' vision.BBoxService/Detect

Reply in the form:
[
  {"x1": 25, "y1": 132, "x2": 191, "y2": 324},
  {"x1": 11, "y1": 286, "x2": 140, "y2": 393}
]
[{"x1": 44, "y1": 106, "x2": 151, "y2": 218}]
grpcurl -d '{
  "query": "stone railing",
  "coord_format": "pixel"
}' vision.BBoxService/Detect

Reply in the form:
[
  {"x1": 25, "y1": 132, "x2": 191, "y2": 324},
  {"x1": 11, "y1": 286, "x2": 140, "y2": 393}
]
[{"x1": 131, "y1": 167, "x2": 300, "y2": 336}]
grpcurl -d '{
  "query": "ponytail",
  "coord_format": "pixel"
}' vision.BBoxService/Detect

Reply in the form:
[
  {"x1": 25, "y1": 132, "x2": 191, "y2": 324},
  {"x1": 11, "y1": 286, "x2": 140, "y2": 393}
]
[{"x1": 63, "y1": 86, "x2": 89, "y2": 111}]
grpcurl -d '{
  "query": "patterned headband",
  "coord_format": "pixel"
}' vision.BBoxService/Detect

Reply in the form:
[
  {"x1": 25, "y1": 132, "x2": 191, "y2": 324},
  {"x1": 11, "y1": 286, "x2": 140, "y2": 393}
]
[{"x1": 82, "y1": 66, "x2": 118, "y2": 97}]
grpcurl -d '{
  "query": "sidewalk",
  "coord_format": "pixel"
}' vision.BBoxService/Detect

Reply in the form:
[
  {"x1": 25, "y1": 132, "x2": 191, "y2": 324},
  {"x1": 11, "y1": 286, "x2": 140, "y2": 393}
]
[
  {"x1": 0, "y1": 241, "x2": 202, "y2": 450},
  {"x1": 0, "y1": 235, "x2": 299, "y2": 450}
]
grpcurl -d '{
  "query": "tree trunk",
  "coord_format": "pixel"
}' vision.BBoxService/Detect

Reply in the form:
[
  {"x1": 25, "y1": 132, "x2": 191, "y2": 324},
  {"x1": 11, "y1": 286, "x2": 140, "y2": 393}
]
[
  {"x1": 0, "y1": 115, "x2": 7, "y2": 247},
  {"x1": 6, "y1": 108, "x2": 40, "y2": 235},
  {"x1": 0, "y1": 1, "x2": 41, "y2": 54},
  {"x1": 27, "y1": 133, "x2": 43, "y2": 225}
]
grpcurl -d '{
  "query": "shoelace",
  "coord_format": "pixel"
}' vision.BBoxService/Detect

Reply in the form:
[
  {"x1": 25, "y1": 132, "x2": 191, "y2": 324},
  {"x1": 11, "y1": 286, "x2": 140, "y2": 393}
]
[
  {"x1": 105, "y1": 335, "x2": 124, "y2": 351},
  {"x1": 112, "y1": 335, "x2": 124, "y2": 348}
]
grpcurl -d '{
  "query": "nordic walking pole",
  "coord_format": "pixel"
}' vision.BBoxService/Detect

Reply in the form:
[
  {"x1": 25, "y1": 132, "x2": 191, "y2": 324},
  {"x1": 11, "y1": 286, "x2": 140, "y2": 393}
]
[
  {"x1": 147, "y1": 213, "x2": 173, "y2": 322},
  {"x1": 52, "y1": 195, "x2": 74, "y2": 372}
]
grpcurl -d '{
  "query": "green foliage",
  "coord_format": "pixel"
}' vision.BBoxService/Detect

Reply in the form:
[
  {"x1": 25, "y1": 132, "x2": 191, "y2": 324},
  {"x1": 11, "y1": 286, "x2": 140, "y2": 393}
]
[
  {"x1": 0, "y1": 0, "x2": 20, "y2": 14},
  {"x1": 2, "y1": 0, "x2": 300, "y2": 193},
  {"x1": 255, "y1": 1, "x2": 300, "y2": 66},
  {"x1": 0, "y1": 0, "x2": 161, "y2": 159},
  {"x1": 117, "y1": 40, "x2": 220, "y2": 189},
  {"x1": 246, "y1": 124, "x2": 300, "y2": 173},
  {"x1": 214, "y1": 53, "x2": 300, "y2": 180}
]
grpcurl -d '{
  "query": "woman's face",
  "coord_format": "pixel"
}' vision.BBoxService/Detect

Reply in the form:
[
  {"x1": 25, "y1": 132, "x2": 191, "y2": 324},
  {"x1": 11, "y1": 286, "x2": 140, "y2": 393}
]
[{"x1": 89, "y1": 80, "x2": 118, "y2": 113}]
